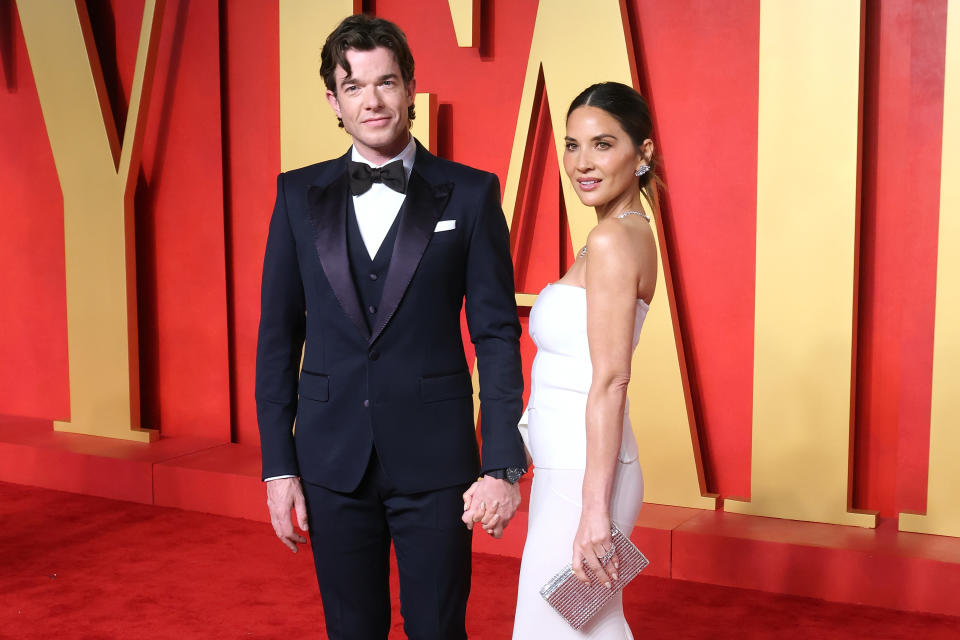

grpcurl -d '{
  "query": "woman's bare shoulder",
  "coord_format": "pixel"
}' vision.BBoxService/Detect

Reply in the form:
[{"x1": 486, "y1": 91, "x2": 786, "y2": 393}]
[{"x1": 586, "y1": 214, "x2": 655, "y2": 270}]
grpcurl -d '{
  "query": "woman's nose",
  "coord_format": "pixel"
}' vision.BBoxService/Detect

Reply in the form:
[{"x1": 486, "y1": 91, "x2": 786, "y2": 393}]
[{"x1": 575, "y1": 152, "x2": 593, "y2": 172}]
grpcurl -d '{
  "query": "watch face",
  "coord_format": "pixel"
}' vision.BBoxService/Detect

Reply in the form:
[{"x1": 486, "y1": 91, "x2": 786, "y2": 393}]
[{"x1": 506, "y1": 467, "x2": 523, "y2": 484}]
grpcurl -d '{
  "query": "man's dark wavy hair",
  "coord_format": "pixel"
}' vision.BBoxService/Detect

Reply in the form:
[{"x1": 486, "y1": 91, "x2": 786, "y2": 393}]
[{"x1": 320, "y1": 14, "x2": 416, "y2": 128}]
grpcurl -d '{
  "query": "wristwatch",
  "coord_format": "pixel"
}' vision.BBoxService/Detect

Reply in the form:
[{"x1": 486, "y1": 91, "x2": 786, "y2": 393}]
[{"x1": 487, "y1": 467, "x2": 525, "y2": 485}]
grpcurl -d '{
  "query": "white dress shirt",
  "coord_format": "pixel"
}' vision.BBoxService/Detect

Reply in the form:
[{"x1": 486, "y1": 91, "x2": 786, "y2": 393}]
[
  {"x1": 351, "y1": 136, "x2": 416, "y2": 258},
  {"x1": 264, "y1": 136, "x2": 416, "y2": 483}
]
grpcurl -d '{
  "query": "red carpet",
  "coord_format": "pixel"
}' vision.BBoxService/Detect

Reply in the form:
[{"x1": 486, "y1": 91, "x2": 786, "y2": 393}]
[{"x1": 1, "y1": 481, "x2": 958, "y2": 639}]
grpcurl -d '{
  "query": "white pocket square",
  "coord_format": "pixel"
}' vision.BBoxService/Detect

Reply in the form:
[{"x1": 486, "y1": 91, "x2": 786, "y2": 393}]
[{"x1": 434, "y1": 220, "x2": 456, "y2": 232}]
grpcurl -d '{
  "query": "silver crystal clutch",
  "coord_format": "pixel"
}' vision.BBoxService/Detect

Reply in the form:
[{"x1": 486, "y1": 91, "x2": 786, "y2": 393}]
[{"x1": 539, "y1": 525, "x2": 649, "y2": 630}]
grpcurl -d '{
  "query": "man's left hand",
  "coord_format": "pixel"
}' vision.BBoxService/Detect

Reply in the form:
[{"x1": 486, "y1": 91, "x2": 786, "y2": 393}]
[{"x1": 461, "y1": 476, "x2": 521, "y2": 538}]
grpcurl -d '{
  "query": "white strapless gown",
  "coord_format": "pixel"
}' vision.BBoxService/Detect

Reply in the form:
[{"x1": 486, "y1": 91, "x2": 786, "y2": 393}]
[{"x1": 512, "y1": 283, "x2": 648, "y2": 639}]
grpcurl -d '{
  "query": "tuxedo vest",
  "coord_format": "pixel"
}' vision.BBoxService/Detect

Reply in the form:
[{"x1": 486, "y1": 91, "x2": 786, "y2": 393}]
[{"x1": 345, "y1": 199, "x2": 403, "y2": 332}]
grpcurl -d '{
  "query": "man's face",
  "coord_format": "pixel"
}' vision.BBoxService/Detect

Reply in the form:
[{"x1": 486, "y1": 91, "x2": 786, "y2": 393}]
[{"x1": 326, "y1": 47, "x2": 416, "y2": 164}]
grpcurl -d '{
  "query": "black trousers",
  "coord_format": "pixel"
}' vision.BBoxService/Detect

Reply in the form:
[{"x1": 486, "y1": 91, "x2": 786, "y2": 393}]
[{"x1": 302, "y1": 449, "x2": 473, "y2": 640}]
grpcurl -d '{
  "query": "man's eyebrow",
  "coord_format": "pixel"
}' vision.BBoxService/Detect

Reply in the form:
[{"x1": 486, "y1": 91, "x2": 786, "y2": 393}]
[{"x1": 338, "y1": 72, "x2": 400, "y2": 89}]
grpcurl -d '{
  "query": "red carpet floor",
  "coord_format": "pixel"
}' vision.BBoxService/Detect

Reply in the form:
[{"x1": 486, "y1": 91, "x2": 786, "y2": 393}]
[{"x1": 1, "y1": 481, "x2": 958, "y2": 639}]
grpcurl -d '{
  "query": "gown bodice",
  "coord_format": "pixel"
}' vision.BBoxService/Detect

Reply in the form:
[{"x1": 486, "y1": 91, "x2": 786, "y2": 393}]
[{"x1": 524, "y1": 282, "x2": 649, "y2": 469}]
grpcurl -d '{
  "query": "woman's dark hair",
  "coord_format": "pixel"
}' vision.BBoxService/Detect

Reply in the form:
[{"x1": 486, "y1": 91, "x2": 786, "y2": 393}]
[
  {"x1": 567, "y1": 82, "x2": 660, "y2": 202},
  {"x1": 320, "y1": 14, "x2": 416, "y2": 128}
]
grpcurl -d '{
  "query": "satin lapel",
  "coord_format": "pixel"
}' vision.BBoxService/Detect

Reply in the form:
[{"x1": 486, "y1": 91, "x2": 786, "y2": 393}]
[
  {"x1": 370, "y1": 171, "x2": 452, "y2": 345},
  {"x1": 306, "y1": 171, "x2": 370, "y2": 340}
]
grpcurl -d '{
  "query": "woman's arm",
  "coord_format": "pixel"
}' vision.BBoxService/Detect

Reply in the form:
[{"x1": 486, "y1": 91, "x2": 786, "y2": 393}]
[{"x1": 572, "y1": 218, "x2": 653, "y2": 587}]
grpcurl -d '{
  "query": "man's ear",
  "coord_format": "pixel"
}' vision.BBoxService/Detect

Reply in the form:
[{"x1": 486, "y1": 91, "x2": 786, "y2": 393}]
[
  {"x1": 326, "y1": 89, "x2": 342, "y2": 118},
  {"x1": 406, "y1": 78, "x2": 417, "y2": 105}
]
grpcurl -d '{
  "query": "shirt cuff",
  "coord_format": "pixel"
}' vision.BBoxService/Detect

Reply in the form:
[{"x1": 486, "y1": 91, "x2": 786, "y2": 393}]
[{"x1": 263, "y1": 474, "x2": 298, "y2": 482}]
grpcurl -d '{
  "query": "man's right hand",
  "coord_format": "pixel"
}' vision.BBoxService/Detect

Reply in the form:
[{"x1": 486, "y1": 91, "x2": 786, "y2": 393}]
[
  {"x1": 462, "y1": 476, "x2": 521, "y2": 539},
  {"x1": 266, "y1": 477, "x2": 309, "y2": 552}
]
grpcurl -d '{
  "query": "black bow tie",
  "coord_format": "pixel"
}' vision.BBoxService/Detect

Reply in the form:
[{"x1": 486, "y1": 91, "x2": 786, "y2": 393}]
[{"x1": 348, "y1": 159, "x2": 407, "y2": 195}]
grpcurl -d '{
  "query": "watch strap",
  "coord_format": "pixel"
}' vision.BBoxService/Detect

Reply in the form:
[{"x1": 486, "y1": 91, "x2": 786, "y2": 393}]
[{"x1": 486, "y1": 467, "x2": 525, "y2": 484}]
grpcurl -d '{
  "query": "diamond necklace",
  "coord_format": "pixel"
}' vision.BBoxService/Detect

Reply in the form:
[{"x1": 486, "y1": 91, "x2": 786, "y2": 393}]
[{"x1": 578, "y1": 210, "x2": 650, "y2": 258}]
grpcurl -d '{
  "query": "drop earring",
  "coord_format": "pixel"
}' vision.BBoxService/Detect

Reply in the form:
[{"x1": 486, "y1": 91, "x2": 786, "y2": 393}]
[{"x1": 635, "y1": 165, "x2": 651, "y2": 177}]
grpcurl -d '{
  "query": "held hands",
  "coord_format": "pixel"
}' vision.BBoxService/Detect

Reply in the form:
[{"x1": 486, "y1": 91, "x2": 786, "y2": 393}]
[
  {"x1": 571, "y1": 508, "x2": 619, "y2": 589},
  {"x1": 266, "y1": 477, "x2": 309, "y2": 552},
  {"x1": 461, "y1": 476, "x2": 521, "y2": 538}
]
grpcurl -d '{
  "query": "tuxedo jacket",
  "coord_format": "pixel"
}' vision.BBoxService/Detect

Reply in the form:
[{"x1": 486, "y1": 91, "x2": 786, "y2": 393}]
[{"x1": 255, "y1": 141, "x2": 526, "y2": 494}]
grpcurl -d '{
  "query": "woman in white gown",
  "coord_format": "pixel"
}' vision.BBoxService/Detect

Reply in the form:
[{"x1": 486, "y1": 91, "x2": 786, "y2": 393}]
[{"x1": 472, "y1": 81, "x2": 659, "y2": 639}]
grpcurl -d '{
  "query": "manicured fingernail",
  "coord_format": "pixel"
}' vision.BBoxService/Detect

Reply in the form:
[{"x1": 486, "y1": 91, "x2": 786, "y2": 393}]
[
  {"x1": 613, "y1": 560, "x2": 619, "y2": 569},
  {"x1": 611, "y1": 572, "x2": 618, "y2": 581},
  {"x1": 604, "y1": 581, "x2": 612, "y2": 589}
]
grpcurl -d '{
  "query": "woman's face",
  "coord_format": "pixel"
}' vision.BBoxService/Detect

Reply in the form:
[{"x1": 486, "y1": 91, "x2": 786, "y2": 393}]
[{"x1": 563, "y1": 106, "x2": 646, "y2": 210}]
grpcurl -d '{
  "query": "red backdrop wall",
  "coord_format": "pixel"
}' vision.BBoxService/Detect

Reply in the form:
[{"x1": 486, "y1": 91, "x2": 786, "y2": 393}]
[{"x1": 0, "y1": 0, "x2": 948, "y2": 519}]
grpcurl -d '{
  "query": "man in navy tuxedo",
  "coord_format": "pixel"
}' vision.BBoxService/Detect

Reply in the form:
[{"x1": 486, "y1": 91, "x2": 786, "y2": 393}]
[{"x1": 256, "y1": 14, "x2": 527, "y2": 640}]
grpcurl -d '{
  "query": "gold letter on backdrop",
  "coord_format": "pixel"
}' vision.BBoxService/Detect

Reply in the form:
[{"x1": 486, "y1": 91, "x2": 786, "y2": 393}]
[
  {"x1": 17, "y1": 0, "x2": 164, "y2": 442},
  {"x1": 900, "y1": 1, "x2": 960, "y2": 538},
  {"x1": 725, "y1": 0, "x2": 876, "y2": 527},
  {"x1": 501, "y1": 0, "x2": 715, "y2": 510},
  {"x1": 279, "y1": 0, "x2": 358, "y2": 171},
  {"x1": 279, "y1": 0, "x2": 436, "y2": 170},
  {"x1": 447, "y1": 0, "x2": 480, "y2": 48}
]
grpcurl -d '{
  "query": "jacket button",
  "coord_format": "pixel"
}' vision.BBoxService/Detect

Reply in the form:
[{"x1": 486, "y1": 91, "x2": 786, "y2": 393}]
[
  {"x1": 368, "y1": 273, "x2": 378, "y2": 281},
  {"x1": 368, "y1": 305, "x2": 377, "y2": 314},
  {"x1": 363, "y1": 399, "x2": 369, "y2": 408},
  {"x1": 369, "y1": 350, "x2": 379, "y2": 361}
]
